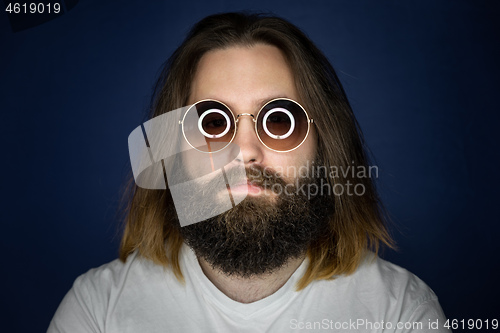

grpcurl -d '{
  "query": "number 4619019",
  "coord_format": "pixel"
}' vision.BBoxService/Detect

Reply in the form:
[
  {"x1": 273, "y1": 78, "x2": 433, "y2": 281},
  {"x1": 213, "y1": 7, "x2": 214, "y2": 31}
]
[
  {"x1": 444, "y1": 319, "x2": 498, "y2": 330},
  {"x1": 5, "y1": 2, "x2": 61, "y2": 14}
]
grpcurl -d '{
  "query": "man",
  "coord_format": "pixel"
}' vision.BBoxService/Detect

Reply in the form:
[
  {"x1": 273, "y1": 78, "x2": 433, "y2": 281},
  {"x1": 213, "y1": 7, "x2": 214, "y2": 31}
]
[{"x1": 49, "y1": 12, "x2": 449, "y2": 332}]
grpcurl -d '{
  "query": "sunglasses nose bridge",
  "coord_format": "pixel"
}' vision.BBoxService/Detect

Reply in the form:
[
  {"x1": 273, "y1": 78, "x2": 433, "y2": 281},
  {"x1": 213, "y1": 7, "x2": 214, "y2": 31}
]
[
  {"x1": 235, "y1": 113, "x2": 257, "y2": 134},
  {"x1": 234, "y1": 113, "x2": 257, "y2": 135},
  {"x1": 231, "y1": 112, "x2": 265, "y2": 163},
  {"x1": 235, "y1": 113, "x2": 255, "y2": 121}
]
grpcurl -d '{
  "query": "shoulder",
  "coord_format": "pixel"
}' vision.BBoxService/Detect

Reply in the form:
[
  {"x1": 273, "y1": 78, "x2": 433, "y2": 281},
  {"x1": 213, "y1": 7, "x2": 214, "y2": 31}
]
[
  {"x1": 68, "y1": 252, "x2": 134, "y2": 300},
  {"x1": 335, "y1": 253, "x2": 449, "y2": 331},
  {"x1": 358, "y1": 254, "x2": 438, "y2": 307},
  {"x1": 305, "y1": 253, "x2": 449, "y2": 331},
  {"x1": 70, "y1": 251, "x2": 173, "y2": 309},
  {"x1": 358, "y1": 255, "x2": 437, "y2": 302},
  {"x1": 48, "y1": 252, "x2": 162, "y2": 333},
  {"x1": 75, "y1": 252, "x2": 136, "y2": 289}
]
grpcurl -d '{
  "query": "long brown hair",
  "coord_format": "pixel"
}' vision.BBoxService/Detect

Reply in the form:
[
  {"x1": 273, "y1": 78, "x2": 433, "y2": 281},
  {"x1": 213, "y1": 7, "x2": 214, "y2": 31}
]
[{"x1": 120, "y1": 12, "x2": 394, "y2": 289}]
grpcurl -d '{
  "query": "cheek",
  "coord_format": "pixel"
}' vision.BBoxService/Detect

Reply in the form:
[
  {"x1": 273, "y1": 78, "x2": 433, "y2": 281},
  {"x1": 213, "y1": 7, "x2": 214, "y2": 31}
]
[
  {"x1": 261, "y1": 128, "x2": 317, "y2": 178},
  {"x1": 265, "y1": 150, "x2": 317, "y2": 181},
  {"x1": 285, "y1": 132, "x2": 317, "y2": 179},
  {"x1": 296, "y1": 128, "x2": 318, "y2": 162}
]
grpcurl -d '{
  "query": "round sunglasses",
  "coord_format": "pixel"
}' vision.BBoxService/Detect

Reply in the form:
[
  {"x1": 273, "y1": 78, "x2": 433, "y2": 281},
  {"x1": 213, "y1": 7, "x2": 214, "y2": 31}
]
[{"x1": 180, "y1": 98, "x2": 314, "y2": 153}]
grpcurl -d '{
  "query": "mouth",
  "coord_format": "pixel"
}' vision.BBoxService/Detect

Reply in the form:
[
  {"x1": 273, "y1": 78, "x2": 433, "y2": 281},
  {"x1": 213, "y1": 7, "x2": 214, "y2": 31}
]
[{"x1": 229, "y1": 180, "x2": 265, "y2": 196}]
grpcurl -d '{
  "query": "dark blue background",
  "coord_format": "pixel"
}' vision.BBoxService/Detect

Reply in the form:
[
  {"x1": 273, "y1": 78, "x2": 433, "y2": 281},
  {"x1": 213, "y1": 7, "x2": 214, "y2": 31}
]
[{"x1": 1, "y1": 1, "x2": 499, "y2": 332}]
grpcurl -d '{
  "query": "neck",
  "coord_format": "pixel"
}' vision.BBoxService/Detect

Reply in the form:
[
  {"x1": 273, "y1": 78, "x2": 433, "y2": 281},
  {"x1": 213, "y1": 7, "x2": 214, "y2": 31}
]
[{"x1": 197, "y1": 255, "x2": 305, "y2": 303}]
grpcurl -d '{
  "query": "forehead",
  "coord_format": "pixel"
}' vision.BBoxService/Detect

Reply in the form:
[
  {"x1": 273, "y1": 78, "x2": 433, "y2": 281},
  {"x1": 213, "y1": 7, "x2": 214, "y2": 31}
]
[{"x1": 188, "y1": 44, "x2": 298, "y2": 111}]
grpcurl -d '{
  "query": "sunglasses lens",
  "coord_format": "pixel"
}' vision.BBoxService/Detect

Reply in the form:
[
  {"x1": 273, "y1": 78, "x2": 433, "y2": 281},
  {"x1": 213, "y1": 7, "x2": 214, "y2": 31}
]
[
  {"x1": 256, "y1": 99, "x2": 309, "y2": 151},
  {"x1": 183, "y1": 101, "x2": 235, "y2": 152}
]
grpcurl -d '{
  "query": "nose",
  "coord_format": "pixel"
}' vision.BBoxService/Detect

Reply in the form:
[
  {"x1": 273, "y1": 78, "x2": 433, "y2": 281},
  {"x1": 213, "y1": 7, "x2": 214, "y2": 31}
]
[{"x1": 231, "y1": 115, "x2": 264, "y2": 165}]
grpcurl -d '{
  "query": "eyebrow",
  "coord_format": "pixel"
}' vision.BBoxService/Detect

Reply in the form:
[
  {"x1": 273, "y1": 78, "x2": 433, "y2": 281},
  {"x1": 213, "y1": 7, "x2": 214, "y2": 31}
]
[
  {"x1": 254, "y1": 95, "x2": 292, "y2": 107},
  {"x1": 194, "y1": 94, "x2": 294, "y2": 111},
  {"x1": 222, "y1": 95, "x2": 290, "y2": 114}
]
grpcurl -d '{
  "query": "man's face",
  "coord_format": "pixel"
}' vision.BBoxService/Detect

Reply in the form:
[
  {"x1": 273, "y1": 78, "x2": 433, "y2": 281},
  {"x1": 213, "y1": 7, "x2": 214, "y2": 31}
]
[
  {"x1": 179, "y1": 44, "x2": 330, "y2": 277},
  {"x1": 188, "y1": 43, "x2": 317, "y2": 186}
]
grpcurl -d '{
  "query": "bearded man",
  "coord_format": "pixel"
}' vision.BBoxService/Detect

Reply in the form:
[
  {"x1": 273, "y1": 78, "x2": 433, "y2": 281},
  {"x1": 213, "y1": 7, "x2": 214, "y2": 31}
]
[{"x1": 48, "y1": 12, "x2": 449, "y2": 333}]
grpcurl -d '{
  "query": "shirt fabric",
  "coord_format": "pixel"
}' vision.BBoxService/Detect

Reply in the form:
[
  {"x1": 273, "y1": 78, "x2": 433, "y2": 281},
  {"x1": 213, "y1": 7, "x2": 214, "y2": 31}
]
[{"x1": 48, "y1": 244, "x2": 449, "y2": 332}]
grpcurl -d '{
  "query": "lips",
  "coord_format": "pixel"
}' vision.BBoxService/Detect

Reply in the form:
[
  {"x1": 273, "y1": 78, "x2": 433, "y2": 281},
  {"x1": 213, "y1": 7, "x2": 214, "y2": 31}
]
[{"x1": 230, "y1": 181, "x2": 263, "y2": 195}]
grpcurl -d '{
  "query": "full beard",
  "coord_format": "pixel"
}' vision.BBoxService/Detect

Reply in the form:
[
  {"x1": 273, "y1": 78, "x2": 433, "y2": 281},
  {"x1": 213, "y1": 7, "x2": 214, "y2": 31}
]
[{"x1": 177, "y1": 163, "x2": 332, "y2": 277}]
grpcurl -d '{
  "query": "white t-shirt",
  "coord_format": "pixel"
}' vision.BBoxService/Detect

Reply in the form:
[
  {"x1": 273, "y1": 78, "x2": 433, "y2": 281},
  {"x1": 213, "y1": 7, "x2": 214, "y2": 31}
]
[{"x1": 48, "y1": 245, "x2": 449, "y2": 332}]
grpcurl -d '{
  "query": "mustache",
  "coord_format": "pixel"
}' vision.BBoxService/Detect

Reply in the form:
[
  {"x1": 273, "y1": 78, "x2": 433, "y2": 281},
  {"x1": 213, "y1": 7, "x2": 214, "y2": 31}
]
[
  {"x1": 246, "y1": 166, "x2": 289, "y2": 189},
  {"x1": 214, "y1": 164, "x2": 290, "y2": 192}
]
